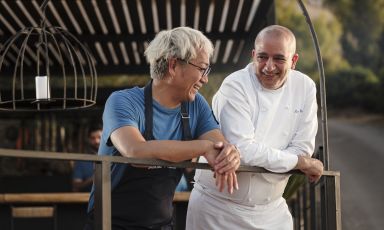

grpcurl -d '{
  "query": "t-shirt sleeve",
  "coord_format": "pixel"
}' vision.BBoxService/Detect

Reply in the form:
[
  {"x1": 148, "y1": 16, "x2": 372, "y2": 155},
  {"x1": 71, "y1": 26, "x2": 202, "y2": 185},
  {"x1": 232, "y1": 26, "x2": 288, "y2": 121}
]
[
  {"x1": 102, "y1": 91, "x2": 140, "y2": 146},
  {"x1": 194, "y1": 94, "x2": 220, "y2": 138}
]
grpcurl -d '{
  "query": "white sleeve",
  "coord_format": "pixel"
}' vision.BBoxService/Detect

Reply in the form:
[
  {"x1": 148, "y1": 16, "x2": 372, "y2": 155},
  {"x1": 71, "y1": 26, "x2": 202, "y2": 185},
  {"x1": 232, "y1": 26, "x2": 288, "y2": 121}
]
[
  {"x1": 282, "y1": 81, "x2": 318, "y2": 158},
  {"x1": 213, "y1": 80, "x2": 298, "y2": 173}
]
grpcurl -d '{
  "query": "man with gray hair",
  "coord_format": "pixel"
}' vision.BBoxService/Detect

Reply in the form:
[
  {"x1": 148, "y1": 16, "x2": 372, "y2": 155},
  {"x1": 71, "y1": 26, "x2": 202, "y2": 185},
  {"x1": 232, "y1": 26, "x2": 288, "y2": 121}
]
[
  {"x1": 186, "y1": 25, "x2": 323, "y2": 229},
  {"x1": 85, "y1": 27, "x2": 240, "y2": 229}
]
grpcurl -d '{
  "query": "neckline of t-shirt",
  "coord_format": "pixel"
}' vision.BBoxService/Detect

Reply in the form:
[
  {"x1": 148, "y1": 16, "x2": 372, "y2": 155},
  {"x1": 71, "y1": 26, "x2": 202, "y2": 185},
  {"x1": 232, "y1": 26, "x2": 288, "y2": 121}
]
[{"x1": 152, "y1": 97, "x2": 182, "y2": 114}]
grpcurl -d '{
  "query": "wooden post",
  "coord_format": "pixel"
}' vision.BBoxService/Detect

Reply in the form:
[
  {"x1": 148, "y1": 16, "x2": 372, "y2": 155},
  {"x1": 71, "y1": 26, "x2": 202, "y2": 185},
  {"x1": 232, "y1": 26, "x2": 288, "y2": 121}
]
[
  {"x1": 326, "y1": 175, "x2": 342, "y2": 230},
  {"x1": 94, "y1": 160, "x2": 111, "y2": 230}
]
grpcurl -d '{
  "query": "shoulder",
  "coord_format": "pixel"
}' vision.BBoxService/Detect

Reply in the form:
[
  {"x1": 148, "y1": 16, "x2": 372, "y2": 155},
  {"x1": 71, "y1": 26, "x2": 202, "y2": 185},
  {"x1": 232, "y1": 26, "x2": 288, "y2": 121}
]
[
  {"x1": 194, "y1": 93, "x2": 208, "y2": 103},
  {"x1": 289, "y1": 70, "x2": 316, "y2": 88},
  {"x1": 287, "y1": 70, "x2": 316, "y2": 96},
  {"x1": 102, "y1": 87, "x2": 144, "y2": 129},
  {"x1": 107, "y1": 87, "x2": 143, "y2": 102},
  {"x1": 192, "y1": 93, "x2": 210, "y2": 110},
  {"x1": 217, "y1": 64, "x2": 254, "y2": 98},
  {"x1": 222, "y1": 65, "x2": 251, "y2": 86},
  {"x1": 105, "y1": 87, "x2": 144, "y2": 109}
]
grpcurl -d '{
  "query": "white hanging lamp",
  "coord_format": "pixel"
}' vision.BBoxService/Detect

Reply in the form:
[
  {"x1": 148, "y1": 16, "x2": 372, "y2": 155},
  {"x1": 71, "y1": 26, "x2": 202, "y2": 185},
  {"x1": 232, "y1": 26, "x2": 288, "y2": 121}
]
[{"x1": 0, "y1": 0, "x2": 97, "y2": 111}]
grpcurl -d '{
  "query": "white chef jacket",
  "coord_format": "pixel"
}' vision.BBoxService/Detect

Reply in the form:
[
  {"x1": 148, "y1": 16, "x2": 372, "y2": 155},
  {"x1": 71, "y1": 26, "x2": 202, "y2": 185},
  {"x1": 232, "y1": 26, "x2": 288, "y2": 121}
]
[{"x1": 194, "y1": 63, "x2": 318, "y2": 206}]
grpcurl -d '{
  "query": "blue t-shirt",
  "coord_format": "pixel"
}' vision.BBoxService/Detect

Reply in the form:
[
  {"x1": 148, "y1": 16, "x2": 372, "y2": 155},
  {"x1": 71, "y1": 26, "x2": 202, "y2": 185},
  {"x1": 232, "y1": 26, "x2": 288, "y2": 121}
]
[
  {"x1": 73, "y1": 161, "x2": 94, "y2": 180},
  {"x1": 72, "y1": 161, "x2": 94, "y2": 192},
  {"x1": 88, "y1": 86, "x2": 219, "y2": 211},
  {"x1": 175, "y1": 174, "x2": 189, "y2": 192}
]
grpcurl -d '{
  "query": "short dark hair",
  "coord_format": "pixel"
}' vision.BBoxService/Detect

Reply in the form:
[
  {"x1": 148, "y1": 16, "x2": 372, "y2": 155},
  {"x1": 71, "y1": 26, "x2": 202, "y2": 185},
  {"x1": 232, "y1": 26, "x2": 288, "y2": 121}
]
[{"x1": 88, "y1": 123, "x2": 102, "y2": 137}]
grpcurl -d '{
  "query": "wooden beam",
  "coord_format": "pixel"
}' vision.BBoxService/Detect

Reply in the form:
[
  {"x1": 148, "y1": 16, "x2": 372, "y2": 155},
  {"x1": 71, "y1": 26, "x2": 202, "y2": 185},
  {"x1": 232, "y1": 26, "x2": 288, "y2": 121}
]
[
  {"x1": 11, "y1": 206, "x2": 55, "y2": 218},
  {"x1": 0, "y1": 192, "x2": 190, "y2": 204},
  {"x1": 0, "y1": 193, "x2": 89, "y2": 203}
]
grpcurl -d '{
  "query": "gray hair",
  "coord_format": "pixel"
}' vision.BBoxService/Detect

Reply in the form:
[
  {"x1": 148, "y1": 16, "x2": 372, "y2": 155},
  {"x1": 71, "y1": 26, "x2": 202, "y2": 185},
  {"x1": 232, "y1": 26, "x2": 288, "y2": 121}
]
[
  {"x1": 144, "y1": 27, "x2": 214, "y2": 79},
  {"x1": 255, "y1": 25, "x2": 296, "y2": 54}
]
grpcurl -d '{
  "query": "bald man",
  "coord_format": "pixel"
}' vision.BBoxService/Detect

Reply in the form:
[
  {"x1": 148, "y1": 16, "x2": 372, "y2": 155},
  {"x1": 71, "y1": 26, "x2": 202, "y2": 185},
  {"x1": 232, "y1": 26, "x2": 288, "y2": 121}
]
[{"x1": 186, "y1": 25, "x2": 324, "y2": 230}]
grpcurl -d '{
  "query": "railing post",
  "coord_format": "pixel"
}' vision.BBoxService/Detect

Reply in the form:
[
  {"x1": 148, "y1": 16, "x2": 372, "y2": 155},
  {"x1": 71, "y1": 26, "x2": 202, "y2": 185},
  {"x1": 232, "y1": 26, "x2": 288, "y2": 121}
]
[
  {"x1": 310, "y1": 182, "x2": 317, "y2": 230},
  {"x1": 325, "y1": 174, "x2": 342, "y2": 230},
  {"x1": 303, "y1": 184, "x2": 309, "y2": 230},
  {"x1": 94, "y1": 160, "x2": 111, "y2": 230}
]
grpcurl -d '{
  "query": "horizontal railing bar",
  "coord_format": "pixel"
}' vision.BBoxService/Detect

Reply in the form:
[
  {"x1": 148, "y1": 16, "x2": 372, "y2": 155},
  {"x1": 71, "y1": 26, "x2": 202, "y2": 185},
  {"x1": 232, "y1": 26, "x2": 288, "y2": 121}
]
[
  {"x1": 0, "y1": 193, "x2": 89, "y2": 203},
  {"x1": 0, "y1": 148, "x2": 339, "y2": 176},
  {"x1": 0, "y1": 192, "x2": 191, "y2": 204}
]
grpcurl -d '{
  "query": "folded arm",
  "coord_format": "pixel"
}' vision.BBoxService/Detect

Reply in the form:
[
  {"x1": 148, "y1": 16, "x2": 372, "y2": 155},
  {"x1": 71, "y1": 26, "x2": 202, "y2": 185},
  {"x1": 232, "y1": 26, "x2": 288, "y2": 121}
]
[
  {"x1": 111, "y1": 125, "x2": 240, "y2": 192},
  {"x1": 111, "y1": 125, "x2": 217, "y2": 162},
  {"x1": 213, "y1": 80, "x2": 323, "y2": 181}
]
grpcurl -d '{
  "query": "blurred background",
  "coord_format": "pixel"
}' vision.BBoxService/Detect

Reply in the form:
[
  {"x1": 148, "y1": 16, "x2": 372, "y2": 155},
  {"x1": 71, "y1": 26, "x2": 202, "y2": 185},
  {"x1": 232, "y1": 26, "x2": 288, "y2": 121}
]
[
  {"x1": 0, "y1": 0, "x2": 383, "y2": 229},
  {"x1": 279, "y1": 1, "x2": 384, "y2": 229}
]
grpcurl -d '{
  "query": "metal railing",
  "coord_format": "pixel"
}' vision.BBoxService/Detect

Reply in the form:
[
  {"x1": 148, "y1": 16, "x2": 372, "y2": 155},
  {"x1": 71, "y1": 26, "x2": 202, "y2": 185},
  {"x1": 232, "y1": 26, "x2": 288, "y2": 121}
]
[
  {"x1": 289, "y1": 171, "x2": 341, "y2": 230},
  {"x1": 289, "y1": 147, "x2": 341, "y2": 230},
  {"x1": 0, "y1": 148, "x2": 341, "y2": 230}
]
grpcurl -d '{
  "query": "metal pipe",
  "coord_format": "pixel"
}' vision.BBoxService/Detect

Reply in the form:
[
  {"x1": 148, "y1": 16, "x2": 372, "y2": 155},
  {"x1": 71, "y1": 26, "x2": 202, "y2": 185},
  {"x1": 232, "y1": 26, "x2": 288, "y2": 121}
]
[{"x1": 296, "y1": 0, "x2": 330, "y2": 170}]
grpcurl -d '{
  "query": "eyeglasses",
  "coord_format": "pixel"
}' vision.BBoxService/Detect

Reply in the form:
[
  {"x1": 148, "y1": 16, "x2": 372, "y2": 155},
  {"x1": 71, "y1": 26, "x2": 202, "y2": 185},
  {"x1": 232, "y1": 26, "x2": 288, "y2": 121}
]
[{"x1": 178, "y1": 59, "x2": 211, "y2": 77}]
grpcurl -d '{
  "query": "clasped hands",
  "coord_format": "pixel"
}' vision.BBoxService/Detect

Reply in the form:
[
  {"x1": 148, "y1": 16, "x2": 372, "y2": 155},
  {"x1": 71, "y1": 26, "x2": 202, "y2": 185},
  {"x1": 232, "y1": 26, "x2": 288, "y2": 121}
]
[
  {"x1": 205, "y1": 142, "x2": 240, "y2": 194},
  {"x1": 296, "y1": 155, "x2": 324, "y2": 183}
]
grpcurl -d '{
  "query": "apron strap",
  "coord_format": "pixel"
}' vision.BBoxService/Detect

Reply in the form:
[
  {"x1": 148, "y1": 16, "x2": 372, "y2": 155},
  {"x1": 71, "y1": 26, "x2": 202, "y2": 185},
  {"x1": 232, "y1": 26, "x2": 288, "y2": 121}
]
[
  {"x1": 181, "y1": 102, "x2": 192, "y2": 141},
  {"x1": 144, "y1": 80, "x2": 155, "y2": 140}
]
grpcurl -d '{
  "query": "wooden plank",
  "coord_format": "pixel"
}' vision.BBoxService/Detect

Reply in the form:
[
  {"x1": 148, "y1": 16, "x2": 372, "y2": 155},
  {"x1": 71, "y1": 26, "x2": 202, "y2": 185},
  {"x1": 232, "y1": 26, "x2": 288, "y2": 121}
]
[
  {"x1": 11, "y1": 206, "x2": 54, "y2": 218},
  {"x1": 1, "y1": 193, "x2": 90, "y2": 203},
  {"x1": 173, "y1": 191, "x2": 190, "y2": 202},
  {"x1": 0, "y1": 192, "x2": 190, "y2": 204}
]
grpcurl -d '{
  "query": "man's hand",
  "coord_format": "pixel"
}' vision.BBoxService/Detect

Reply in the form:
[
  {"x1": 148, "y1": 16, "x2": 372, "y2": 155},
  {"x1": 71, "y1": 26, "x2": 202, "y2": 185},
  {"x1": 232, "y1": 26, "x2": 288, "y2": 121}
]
[
  {"x1": 205, "y1": 142, "x2": 240, "y2": 194},
  {"x1": 204, "y1": 141, "x2": 222, "y2": 166},
  {"x1": 213, "y1": 142, "x2": 241, "y2": 174},
  {"x1": 214, "y1": 171, "x2": 238, "y2": 194},
  {"x1": 296, "y1": 155, "x2": 324, "y2": 183}
]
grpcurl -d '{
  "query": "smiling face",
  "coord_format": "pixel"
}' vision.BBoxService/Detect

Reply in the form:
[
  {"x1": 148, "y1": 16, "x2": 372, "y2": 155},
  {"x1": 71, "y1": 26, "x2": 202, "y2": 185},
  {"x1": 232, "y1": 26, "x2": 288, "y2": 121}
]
[
  {"x1": 175, "y1": 50, "x2": 210, "y2": 102},
  {"x1": 252, "y1": 31, "x2": 299, "y2": 90}
]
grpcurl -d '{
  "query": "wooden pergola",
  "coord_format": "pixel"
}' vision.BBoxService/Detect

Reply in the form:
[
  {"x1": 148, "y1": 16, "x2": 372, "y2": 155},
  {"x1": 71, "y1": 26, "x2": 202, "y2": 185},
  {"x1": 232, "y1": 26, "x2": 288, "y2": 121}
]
[{"x1": 0, "y1": 0, "x2": 275, "y2": 76}]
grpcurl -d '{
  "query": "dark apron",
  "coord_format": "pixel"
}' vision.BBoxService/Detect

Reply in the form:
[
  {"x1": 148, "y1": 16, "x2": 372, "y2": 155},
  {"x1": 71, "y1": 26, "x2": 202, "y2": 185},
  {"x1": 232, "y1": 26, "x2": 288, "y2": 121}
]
[{"x1": 110, "y1": 80, "x2": 192, "y2": 229}]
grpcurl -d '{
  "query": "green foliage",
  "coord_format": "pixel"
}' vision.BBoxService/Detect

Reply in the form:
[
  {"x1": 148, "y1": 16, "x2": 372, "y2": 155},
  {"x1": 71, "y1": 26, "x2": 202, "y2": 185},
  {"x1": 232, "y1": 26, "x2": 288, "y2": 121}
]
[
  {"x1": 283, "y1": 174, "x2": 306, "y2": 200},
  {"x1": 276, "y1": 0, "x2": 384, "y2": 113},
  {"x1": 324, "y1": 0, "x2": 384, "y2": 72},
  {"x1": 326, "y1": 66, "x2": 380, "y2": 111},
  {"x1": 378, "y1": 69, "x2": 384, "y2": 111},
  {"x1": 276, "y1": 0, "x2": 348, "y2": 82},
  {"x1": 97, "y1": 75, "x2": 150, "y2": 88},
  {"x1": 276, "y1": 1, "x2": 384, "y2": 197}
]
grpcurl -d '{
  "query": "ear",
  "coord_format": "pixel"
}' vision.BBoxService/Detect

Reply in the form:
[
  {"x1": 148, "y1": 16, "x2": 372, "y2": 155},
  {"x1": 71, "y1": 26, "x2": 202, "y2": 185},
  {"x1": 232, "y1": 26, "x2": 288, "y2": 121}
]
[
  {"x1": 168, "y1": 58, "x2": 178, "y2": 77},
  {"x1": 291, "y1": 53, "x2": 299, "y2": 70},
  {"x1": 251, "y1": 49, "x2": 257, "y2": 60}
]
